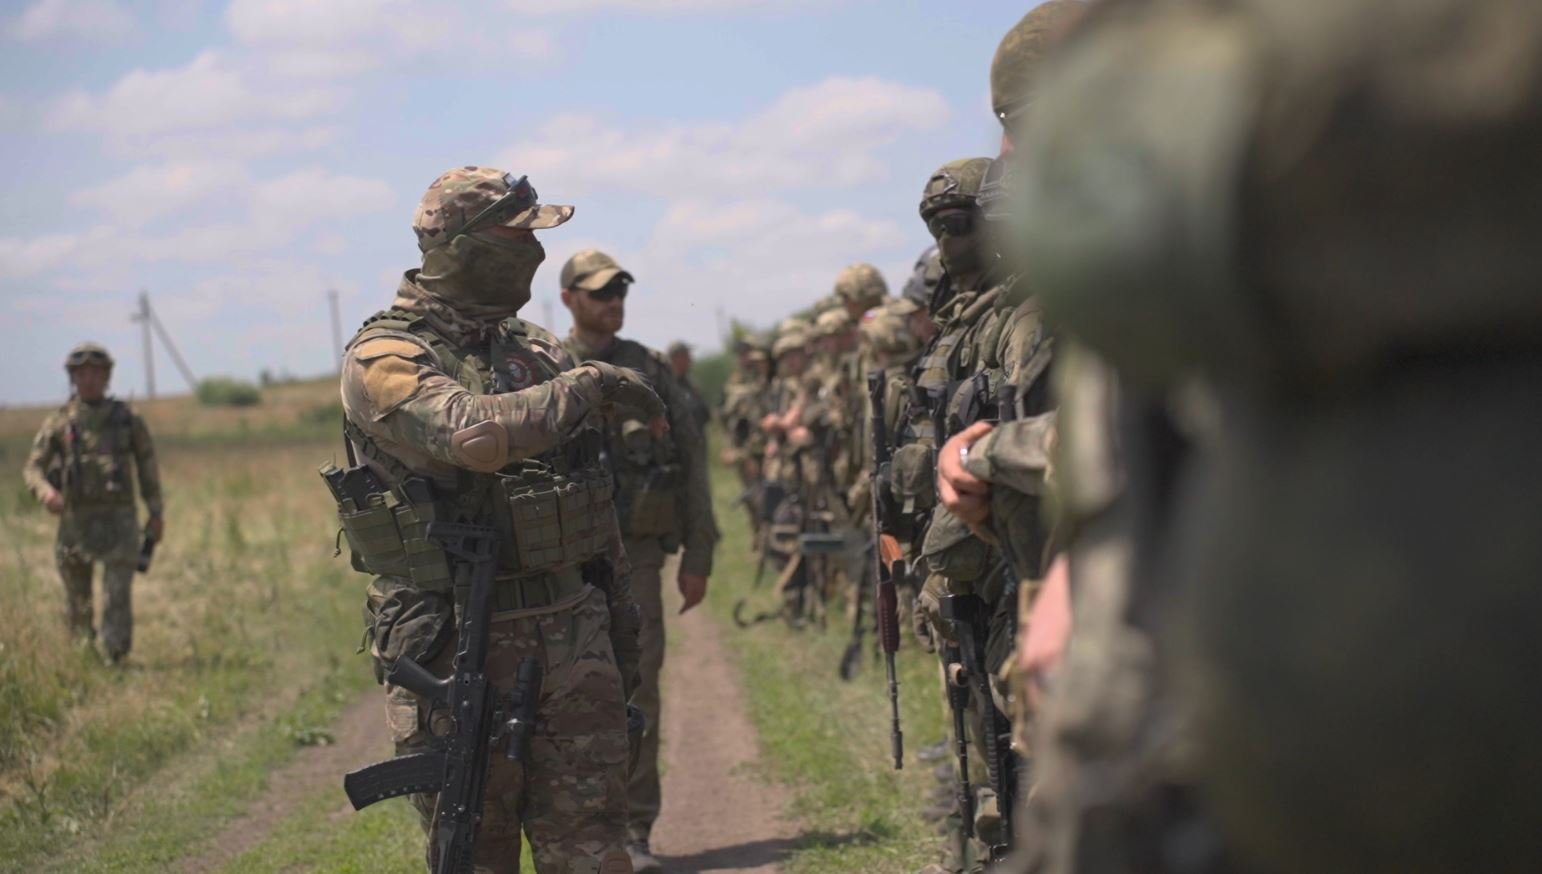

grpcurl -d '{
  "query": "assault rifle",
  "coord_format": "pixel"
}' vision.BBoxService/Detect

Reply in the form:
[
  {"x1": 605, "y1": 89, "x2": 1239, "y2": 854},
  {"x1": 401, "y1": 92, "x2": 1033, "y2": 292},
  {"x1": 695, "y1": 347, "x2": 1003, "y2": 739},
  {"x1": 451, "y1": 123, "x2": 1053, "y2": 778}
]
[
  {"x1": 343, "y1": 520, "x2": 544, "y2": 874},
  {"x1": 865, "y1": 369, "x2": 904, "y2": 769},
  {"x1": 940, "y1": 592, "x2": 1015, "y2": 863}
]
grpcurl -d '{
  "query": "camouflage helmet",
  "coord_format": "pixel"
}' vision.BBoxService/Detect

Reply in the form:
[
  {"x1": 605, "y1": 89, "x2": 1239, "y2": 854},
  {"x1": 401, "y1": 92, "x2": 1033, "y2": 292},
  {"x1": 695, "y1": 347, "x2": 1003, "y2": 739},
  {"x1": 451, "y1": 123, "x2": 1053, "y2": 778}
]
[
  {"x1": 814, "y1": 307, "x2": 856, "y2": 337},
  {"x1": 832, "y1": 263, "x2": 888, "y2": 308},
  {"x1": 776, "y1": 316, "x2": 812, "y2": 337},
  {"x1": 771, "y1": 327, "x2": 810, "y2": 359},
  {"x1": 919, "y1": 157, "x2": 994, "y2": 221},
  {"x1": 65, "y1": 342, "x2": 114, "y2": 370},
  {"x1": 860, "y1": 298, "x2": 924, "y2": 358},
  {"x1": 412, "y1": 166, "x2": 574, "y2": 253},
  {"x1": 901, "y1": 245, "x2": 944, "y2": 306},
  {"x1": 990, "y1": 0, "x2": 1092, "y2": 127}
]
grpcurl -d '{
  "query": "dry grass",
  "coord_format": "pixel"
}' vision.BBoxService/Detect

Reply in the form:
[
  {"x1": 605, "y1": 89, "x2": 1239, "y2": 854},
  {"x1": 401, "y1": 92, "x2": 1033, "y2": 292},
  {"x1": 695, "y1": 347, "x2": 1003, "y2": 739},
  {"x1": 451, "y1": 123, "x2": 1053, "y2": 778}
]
[{"x1": 0, "y1": 384, "x2": 360, "y2": 868}]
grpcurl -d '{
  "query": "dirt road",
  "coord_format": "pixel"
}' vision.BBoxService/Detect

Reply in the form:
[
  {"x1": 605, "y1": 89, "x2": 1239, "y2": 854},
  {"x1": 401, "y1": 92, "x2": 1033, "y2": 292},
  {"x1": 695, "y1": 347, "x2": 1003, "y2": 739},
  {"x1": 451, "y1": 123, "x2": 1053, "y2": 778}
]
[
  {"x1": 648, "y1": 564, "x2": 799, "y2": 873},
  {"x1": 184, "y1": 564, "x2": 797, "y2": 873}
]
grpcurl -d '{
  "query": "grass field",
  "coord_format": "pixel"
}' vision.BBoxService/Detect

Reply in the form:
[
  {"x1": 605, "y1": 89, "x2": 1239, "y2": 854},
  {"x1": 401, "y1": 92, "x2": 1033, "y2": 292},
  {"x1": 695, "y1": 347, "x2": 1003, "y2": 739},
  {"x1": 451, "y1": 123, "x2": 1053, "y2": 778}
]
[{"x1": 0, "y1": 379, "x2": 949, "y2": 873}]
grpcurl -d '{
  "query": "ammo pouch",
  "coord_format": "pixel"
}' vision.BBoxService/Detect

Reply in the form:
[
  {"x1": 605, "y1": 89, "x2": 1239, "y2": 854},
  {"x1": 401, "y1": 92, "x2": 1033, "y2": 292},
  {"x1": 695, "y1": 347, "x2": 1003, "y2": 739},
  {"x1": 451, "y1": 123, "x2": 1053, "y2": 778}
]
[
  {"x1": 891, "y1": 443, "x2": 937, "y2": 514},
  {"x1": 331, "y1": 473, "x2": 455, "y2": 592},
  {"x1": 621, "y1": 463, "x2": 682, "y2": 540},
  {"x1": 494, "y1": 464, "x2": 614, "y2": 575}
]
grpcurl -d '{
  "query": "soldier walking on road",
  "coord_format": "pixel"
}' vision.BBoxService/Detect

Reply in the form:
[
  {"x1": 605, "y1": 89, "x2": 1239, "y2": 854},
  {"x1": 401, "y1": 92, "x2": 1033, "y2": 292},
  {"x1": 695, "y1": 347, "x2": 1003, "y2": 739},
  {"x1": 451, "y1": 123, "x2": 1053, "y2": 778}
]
[
  {"x1": 337, "y1": 167, "x2": 661, "y2": 874},
  {"x1": 559, "y1": 249, "x2": 719, "y2": 874},
  {"x1": 23, "y1": 343, "x2": 162, "y2": 665}
]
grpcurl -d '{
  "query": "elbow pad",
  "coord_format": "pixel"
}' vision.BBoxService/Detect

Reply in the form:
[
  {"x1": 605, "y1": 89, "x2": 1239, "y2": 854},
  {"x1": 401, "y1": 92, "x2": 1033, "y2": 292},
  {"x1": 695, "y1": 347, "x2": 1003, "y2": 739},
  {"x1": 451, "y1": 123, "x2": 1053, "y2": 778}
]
[{"x1": 450, "y1": 420, "x2": 509, "y2": 472}]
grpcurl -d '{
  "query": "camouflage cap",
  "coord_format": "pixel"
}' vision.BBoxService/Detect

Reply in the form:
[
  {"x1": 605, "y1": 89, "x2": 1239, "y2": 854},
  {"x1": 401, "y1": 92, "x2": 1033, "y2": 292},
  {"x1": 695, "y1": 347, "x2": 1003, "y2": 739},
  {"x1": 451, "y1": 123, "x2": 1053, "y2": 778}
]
[
  {"x1": 560, "y1": 248, "x2": 635, "y2": 292},
  {"x1": 991, "y1": 0, "x2": 1092, "y2": 127},
  {"x1": 65, "y1": 342, "x2": 114, "y2": 370},
  {"x1": 920, "y1": 157, "x2": 994, "y2": 220},
  {"x1": 814, "y1": 308, "x2": 856, "y2": 337},
  {"x1": 832, "y1": 263, "x2": 888, "y2": 307},
  {"x1": 413, "y1": 166, "x2": 574, "y2": 253}
]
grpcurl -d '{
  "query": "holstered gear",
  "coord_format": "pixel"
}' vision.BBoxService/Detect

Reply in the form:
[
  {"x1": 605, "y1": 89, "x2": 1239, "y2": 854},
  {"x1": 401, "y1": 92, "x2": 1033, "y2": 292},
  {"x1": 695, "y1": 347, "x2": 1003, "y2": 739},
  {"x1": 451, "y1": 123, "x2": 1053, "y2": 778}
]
[{"x1": 330, "y1": 308, "x2": 618, "y2": 681}]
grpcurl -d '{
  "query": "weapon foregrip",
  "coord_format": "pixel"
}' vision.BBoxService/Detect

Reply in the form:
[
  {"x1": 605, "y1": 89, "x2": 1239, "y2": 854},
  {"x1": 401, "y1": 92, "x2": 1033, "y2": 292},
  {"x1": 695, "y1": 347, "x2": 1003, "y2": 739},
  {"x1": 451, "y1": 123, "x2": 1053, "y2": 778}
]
[
  {"x1": 386, "y1": 655, "x2": 450, "y2": 704},
  {"x1": 343, "y1": 751, "x2": 447, "y2": 810}
]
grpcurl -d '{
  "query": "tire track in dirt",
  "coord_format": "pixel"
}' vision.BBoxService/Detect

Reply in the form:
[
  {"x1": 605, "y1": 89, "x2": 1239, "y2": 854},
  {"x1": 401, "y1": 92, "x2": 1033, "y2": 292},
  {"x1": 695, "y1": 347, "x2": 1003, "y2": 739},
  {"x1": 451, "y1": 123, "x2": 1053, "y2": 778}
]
[
  {"x1": 177, "y1": 690, "x2": 384, "y2": 873},
  {"x1": 648, "y1": 558, "x2": 800, "y2": 873}
]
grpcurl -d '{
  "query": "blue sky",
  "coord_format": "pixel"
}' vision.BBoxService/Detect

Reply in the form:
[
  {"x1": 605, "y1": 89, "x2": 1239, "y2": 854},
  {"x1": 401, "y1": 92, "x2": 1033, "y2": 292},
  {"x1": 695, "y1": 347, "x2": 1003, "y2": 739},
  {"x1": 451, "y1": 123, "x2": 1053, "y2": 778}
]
[{"x1": 0, "y1": 0, "x2": 1035, "y2": 405}]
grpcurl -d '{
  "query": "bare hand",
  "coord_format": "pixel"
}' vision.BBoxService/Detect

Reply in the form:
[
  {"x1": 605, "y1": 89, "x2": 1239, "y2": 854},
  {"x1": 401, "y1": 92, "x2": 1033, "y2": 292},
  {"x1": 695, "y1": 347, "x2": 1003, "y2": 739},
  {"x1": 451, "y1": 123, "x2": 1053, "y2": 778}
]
[
  {"x1": 147, "y1": 514, "x2": 165, "y2": 541},
  {"x1": 677, "y1": 572, "x2": 708, "y2": 614},
  {"x1": 788, "y1": 425, "x2": 813, "y2": 447},
  {"x1": 1021, "y1": 553, "x2": 1072, "y2": 709},
  {"x1": 759, "y1": 413, "x2": 780, "y2": 433},
  {"x1": 43, "y1": 490, "x2": 65, "y2": 514},
  {"x1": 938, "y1": 422, "x2": 994, "y2": 530}
]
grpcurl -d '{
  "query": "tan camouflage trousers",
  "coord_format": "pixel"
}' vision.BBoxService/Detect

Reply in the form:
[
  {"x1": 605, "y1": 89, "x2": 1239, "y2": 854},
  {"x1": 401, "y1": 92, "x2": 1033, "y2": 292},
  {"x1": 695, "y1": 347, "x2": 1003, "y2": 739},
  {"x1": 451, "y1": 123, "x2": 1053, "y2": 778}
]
[
  {"x1": 621, "y1": 537, "x2": 666, "y2": 840},
  {"x1": 55, "y1": 505, "x2": 139, "y2": 660},
  {"x1": 388, "y1": 586, "x2": 633, "y2": 874}
]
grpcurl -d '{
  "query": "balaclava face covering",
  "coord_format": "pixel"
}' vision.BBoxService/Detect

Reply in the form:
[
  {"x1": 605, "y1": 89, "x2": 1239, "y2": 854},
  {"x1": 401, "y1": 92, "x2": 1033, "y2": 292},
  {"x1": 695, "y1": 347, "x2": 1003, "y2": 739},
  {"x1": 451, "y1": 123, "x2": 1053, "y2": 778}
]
[{"x1": 417, "y1": 231, "x2": 546, "y2": 322}]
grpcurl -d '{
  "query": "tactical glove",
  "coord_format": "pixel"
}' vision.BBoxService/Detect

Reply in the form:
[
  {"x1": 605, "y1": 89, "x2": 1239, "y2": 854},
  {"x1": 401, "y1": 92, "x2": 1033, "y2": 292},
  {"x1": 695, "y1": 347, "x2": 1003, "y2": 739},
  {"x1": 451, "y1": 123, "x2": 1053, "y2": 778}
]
[{"x1": 578, "y1": 361, "x2": 667, "y2": 423}]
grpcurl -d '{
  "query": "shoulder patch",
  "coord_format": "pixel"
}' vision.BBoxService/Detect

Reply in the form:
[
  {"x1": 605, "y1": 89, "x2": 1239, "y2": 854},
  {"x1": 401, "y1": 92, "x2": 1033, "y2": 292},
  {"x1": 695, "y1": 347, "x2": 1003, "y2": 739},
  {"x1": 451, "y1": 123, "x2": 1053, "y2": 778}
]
[
  {"x1": 359, "y1": 352, "x2": 424, "y2": 413},
  {"x1": 354, "y1": 337, "x2": 429, "y2": 362}
]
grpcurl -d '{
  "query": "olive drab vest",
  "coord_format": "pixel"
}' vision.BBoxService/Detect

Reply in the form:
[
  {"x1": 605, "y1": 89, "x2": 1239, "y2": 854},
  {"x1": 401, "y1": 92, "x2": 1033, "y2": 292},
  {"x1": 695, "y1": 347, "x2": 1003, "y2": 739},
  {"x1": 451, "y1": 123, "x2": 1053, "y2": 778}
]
[
  {"x1": 580, "y1": 340, "x2": 686, "y2": 549},
  {"x1": 325, "y1": 308, "x2": 614, "y2": 591},
  {"x1": 55, "y1": 399, "x2": 139, "y2": 507}
]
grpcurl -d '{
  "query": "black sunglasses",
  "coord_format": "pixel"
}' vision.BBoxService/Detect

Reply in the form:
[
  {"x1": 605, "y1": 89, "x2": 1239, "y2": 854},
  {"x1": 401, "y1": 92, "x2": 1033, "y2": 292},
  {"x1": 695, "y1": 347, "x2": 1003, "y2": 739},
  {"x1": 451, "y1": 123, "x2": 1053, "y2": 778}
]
[
  {"x1": 587, "y1": 280, "x2": 630, "y2": 303},
  {"x1": 927, "y1": 211, "x2": 975, "y2": 239},
  {"x1": 459, "y1": 173, "x2": 538, "y2": 238}
]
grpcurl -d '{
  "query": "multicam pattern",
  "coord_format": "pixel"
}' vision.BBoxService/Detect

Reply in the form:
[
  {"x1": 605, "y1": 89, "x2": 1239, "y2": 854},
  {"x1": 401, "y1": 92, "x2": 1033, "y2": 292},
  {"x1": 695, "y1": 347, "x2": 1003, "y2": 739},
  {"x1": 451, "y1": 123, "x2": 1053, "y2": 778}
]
[{"x1": 412, "y1": 166, "x2": 574, "y2": 253}]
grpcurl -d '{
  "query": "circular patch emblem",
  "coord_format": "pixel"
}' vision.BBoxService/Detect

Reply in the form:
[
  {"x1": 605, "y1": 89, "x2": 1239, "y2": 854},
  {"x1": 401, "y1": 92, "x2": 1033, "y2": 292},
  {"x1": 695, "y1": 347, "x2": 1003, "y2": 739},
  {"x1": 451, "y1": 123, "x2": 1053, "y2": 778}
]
[{"x1": 501, "y1": 352, "x2": 536, "y2": 391}]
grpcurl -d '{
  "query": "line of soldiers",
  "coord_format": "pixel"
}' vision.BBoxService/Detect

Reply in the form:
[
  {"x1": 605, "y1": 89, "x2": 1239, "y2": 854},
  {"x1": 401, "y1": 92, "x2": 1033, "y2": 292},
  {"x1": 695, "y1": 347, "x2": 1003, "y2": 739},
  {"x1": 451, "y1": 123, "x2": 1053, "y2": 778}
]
[{"x1": 723, "y1": 0, "x2": 1542, "y2": 872}]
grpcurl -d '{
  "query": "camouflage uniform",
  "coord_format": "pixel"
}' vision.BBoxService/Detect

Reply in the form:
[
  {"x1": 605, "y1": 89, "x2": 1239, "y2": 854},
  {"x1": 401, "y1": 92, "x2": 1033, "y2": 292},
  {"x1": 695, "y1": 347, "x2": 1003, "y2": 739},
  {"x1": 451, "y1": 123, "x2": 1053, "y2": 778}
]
[
  {"x1": 1009, "y1": 0, "x2": 1542, "y2": 872},
  {"x1": 558, "y1": 249, "x2": 718, "y2": 854},
  {"x1": 832, "y1": 261, "x2": 890, "y2": 318},
  {"x1": 665, "y1": 341, "x2": 711, "y2": 432},
  {"x1": 338, "y1": 167, "x2": 659, "y2": 874},
  {"x1": 720, "y1": 339, "x2": 775, "y2": 543},
  {"x1": 23, "y1": 344, "x2": 161, "y2": 662}
]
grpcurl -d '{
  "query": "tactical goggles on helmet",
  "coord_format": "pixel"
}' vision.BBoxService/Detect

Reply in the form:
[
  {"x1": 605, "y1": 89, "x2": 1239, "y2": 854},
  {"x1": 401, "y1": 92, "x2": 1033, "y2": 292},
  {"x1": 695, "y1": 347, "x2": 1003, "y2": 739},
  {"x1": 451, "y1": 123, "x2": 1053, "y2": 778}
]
[
  {"x1": 459, "y1": 173, "x2": 539, "y2": 238},
  {"x1": 927, "y1": 210, "x2": 975, "y2": 239},
  {"x1": 66, "y1": 348, "x2": 113, "y2": 369},
  {"x1": 586, "y1": 278, "x2": 630, "y2": 303}
]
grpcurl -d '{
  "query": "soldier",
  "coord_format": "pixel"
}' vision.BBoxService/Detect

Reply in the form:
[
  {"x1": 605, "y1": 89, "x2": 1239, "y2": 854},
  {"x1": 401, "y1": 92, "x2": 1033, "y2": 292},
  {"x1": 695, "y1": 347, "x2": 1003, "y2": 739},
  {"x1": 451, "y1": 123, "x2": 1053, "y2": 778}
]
[
  {"x1": 720, "y1": 337, "x2": 774, "y2": 543},
  {"x1": 558, "y1": 249, "x2": 718, "y2": 874},
  {"x1": 902, "y1": 245, "x2": 945, "y2": 308},
  {"x1": 665, "y1": 341, "x2": 711, "y2": 431},
  {"x1": 337, "y1": 166, "x2": 662, "y2": 874},
  {"x1": 832, "y1": 261, "x2": 890, "y2": 320},
  {"x1": 23, "y1": 343, "x2": 162, "y2": 664},
  {"x1": 1000, "y1": 1, "x2": 1542, "y2": 873}
]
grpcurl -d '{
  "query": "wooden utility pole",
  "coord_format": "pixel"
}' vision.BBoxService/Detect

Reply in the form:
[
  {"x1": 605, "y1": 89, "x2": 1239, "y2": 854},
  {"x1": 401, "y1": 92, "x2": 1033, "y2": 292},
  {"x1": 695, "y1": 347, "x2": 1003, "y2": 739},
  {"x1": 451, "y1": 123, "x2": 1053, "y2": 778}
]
[{"x1": 327, "y1": 288, "x2": 343, "y2": 371}]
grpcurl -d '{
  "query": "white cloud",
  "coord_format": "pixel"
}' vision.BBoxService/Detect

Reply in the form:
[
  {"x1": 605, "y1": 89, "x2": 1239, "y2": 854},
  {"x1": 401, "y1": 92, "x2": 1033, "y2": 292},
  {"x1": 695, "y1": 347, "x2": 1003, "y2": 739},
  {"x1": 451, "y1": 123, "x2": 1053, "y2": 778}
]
[
  {"x1": 7, "y1": 0, "x2": 135, "y2": 42},
  {"x1": 46, "y1": 50, "x2": 344, "y2": 157},
  {"x1": 502, "y1": 77, "x2": 948, "y2": 196},
  {"x1": 68, "y1": 160, "x2": 250, "y2": 227},
  {"x1": 507, "y1": 0, "x2": 797, "y2": 13},
  {"x1": 0, "y1": 232, "x2": 85, "y2": 281},
  {"x1": 226, "y1": 0, "x2": 554, "y2": 78}
]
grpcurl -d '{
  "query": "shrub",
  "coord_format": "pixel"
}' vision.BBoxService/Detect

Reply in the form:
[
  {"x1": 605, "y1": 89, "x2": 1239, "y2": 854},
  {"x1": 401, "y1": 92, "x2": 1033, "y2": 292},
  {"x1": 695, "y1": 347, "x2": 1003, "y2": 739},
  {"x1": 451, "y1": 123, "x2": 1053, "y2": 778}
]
[{"x1": 195, "y1": 378, "x2": 262, "y2": 407}]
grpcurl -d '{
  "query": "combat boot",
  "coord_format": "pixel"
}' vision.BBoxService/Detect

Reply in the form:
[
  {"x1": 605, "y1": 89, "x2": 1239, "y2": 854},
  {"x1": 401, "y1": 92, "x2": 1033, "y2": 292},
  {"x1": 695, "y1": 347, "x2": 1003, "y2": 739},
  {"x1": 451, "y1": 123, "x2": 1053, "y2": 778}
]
[{"x1": 626, "y1": 837, "x2": 662, "y2": 874}]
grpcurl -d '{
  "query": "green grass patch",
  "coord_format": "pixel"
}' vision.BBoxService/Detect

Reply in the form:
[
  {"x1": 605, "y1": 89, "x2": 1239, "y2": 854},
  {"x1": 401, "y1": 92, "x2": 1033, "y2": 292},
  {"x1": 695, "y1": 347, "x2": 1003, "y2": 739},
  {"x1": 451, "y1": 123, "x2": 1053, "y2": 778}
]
[{"x1": 704, "y1": 448, "x2": 952, "y2": 874}]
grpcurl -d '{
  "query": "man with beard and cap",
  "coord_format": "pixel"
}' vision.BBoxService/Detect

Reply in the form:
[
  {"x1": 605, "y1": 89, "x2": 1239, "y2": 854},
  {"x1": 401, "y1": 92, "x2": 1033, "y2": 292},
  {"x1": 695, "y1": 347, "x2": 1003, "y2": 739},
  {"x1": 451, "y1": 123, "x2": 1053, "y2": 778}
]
[
  {"x1": 337, "y1": 166, "x2": 664, "y2": 874},
  {"x1": 23, "y1": 343, "x2": 163, "y2": 665},
  {"x1": 665, "y1": 341, "x2": 711, "y2": 431},
  {"x1": 558, "y1": 249, "x2": 718, "y2": 874}
]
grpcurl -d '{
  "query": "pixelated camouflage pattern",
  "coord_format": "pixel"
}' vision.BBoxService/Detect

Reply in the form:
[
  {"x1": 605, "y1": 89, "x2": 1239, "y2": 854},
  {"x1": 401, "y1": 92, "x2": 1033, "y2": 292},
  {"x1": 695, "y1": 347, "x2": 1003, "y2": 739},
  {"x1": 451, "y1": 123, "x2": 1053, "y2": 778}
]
[
  {"x1": 413, "y1": 166, "x2": 574, "y2": 253},
  {"x1": 832, "y1": 262, "x2": 888, "y2": 307},
  {"x1": 386, "y1": 587, "x2": 631, "y2": 874}
]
